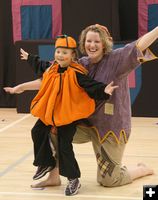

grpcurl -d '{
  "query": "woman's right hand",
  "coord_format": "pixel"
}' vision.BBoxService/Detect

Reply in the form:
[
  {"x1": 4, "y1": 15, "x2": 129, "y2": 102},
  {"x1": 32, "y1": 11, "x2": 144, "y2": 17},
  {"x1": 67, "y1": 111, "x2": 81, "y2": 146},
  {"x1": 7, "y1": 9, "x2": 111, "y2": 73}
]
[{"x1": 20, "y1": 48, "x2": 29, "y2": 60}]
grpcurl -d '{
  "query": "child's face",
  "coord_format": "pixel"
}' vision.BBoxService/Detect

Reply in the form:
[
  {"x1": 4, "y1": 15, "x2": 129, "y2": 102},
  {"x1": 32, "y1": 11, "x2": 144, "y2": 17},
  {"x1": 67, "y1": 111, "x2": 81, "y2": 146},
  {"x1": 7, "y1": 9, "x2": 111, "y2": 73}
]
[{"x1": 55, "y1": 47, "x2": 74, "y2": 67}]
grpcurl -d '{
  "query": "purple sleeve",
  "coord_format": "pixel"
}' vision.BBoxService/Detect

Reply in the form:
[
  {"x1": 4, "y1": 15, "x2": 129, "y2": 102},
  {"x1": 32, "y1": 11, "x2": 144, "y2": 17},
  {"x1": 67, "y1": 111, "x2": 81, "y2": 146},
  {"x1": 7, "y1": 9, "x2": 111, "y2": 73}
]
[
  {"x1": 113, "y1": 41, "x2": 157, "y2": 80},
  {"x1": 113, "y1": 42, "x2": 140, "y2": 79}
]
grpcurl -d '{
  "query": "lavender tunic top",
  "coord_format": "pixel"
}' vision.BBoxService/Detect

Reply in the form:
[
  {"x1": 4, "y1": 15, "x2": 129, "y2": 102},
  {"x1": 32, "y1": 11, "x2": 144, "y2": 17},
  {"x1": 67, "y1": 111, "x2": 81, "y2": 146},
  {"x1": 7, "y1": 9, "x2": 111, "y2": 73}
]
[{"x1": 79, "y1": 42, "x2": 156, "y2": 143}]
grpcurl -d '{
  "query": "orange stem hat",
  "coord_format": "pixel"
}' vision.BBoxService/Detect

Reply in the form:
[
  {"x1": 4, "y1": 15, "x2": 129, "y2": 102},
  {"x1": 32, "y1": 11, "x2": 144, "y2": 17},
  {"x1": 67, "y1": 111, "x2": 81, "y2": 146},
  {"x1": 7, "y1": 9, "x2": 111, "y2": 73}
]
[{"x1": 55, "y1": 35, "x2": 77, "y2": 49}]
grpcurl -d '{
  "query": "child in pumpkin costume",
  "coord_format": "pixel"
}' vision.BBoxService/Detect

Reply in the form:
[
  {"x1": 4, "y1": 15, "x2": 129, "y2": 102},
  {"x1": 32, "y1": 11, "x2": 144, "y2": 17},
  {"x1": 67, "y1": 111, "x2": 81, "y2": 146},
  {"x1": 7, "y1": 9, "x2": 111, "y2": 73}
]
[{"x1": 4, "y1": 35, "x2": 118, "y2": 196}]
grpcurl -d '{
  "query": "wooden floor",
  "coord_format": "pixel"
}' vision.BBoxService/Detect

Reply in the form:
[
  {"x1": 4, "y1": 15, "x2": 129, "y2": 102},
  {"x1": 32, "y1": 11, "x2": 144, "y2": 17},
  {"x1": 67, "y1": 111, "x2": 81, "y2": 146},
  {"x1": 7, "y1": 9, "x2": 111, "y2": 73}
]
[{"x1": 0, "y1": 108, "x2": 158, "y2": 200}]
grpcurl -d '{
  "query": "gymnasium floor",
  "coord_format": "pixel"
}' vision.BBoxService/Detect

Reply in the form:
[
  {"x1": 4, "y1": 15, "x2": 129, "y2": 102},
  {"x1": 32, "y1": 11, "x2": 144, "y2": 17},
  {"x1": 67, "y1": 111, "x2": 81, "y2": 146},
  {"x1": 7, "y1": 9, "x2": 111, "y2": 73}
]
[{"x1": 0, "y1": 108, "x2": 158, "y2": 200}]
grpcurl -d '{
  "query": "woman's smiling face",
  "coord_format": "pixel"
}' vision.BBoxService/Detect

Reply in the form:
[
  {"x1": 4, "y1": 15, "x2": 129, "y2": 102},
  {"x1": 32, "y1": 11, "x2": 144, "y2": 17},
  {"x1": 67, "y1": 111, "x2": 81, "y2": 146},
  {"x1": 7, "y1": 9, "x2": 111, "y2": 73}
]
[{"x1": 84, "y1": 31, "x2": 104, "y2": 63}]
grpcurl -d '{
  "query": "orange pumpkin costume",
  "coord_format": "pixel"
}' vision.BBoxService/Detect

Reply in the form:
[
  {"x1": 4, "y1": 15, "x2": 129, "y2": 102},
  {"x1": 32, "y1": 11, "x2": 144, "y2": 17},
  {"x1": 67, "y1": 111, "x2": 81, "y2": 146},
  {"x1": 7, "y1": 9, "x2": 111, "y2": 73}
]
[{"x1": 30, "y1": 62, "x2": 95, "y2": 127}]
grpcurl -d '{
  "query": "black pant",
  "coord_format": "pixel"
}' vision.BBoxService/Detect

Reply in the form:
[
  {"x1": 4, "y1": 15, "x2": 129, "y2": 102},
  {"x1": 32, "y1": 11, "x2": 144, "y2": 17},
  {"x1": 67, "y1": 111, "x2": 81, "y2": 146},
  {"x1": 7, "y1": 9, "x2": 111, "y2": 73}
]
[
  {"x1": 31, "y1": 119, "x2": 81, "y2": 179},
  {"x1": 58, "y1": 122, "x2": 81, "y2": 179},
  {"x1": 31, "y1": 119, "x2": 56, "y2": 167}
]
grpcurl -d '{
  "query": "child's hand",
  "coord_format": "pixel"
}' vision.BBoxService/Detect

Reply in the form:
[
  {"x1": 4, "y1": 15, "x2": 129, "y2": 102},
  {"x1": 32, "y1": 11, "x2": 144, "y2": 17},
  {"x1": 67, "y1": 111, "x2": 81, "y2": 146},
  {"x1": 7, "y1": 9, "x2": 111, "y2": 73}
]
[
  {"x1": 20, "y1": 48, "x2": 29, "y2": 60},
  {"x1": 4, "y1": 86, "x2": 24, "y2": 94},
  {"x1": 104, "y1": 81, "x2": 118, "y2": 95}
]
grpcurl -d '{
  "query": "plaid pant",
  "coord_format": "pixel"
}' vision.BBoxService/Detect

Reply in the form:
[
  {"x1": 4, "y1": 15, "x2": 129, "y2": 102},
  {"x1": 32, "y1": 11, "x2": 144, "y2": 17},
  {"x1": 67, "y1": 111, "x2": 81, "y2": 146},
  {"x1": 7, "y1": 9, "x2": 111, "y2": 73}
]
[{"x1": 72, "y1": 126, "x2": 132, "y2": 186}]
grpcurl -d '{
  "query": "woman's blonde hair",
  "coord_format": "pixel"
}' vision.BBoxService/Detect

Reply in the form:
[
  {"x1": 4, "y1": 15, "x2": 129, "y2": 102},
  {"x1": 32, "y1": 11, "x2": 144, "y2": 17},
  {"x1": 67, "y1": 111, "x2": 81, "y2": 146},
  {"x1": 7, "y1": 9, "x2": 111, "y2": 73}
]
[{"x1": 79, "y1": 24, "x2": 113, "y2": 55}]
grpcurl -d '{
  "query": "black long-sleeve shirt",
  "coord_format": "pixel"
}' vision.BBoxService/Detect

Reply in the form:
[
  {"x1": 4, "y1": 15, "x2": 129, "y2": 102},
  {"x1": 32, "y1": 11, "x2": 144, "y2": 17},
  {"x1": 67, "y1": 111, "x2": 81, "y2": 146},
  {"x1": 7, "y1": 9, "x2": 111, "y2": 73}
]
[{"x1": 28, "y1": 54, "x2": 110, "y2": 101}]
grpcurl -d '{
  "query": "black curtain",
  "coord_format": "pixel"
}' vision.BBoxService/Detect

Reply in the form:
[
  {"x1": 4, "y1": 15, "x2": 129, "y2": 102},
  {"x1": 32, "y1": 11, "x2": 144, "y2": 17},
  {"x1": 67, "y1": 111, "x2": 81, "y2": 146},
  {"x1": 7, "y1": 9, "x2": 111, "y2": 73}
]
[
  {"x1": 0, "y1": 0, "x2": 16, "y2": 107},
  {"x1": 119, "y1": 0, "x2": 138, "y2": 40},
  {"x1": 62, "y1": 0, "x2": 120, "y2": 41}
]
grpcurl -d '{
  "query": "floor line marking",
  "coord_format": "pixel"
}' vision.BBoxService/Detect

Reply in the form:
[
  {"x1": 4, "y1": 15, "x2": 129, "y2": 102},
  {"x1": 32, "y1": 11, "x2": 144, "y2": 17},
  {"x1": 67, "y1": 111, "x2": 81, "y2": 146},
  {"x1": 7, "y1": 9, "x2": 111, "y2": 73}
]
[
  {"x1": 0, "y1": 114, "x2": 31, "y2": 133},
  {"x1": 0, "y1": 150, "x2": 33, "y2": 177},
  {"x1": 0, "y1": 191, "x2": 141, "y2": 200}
]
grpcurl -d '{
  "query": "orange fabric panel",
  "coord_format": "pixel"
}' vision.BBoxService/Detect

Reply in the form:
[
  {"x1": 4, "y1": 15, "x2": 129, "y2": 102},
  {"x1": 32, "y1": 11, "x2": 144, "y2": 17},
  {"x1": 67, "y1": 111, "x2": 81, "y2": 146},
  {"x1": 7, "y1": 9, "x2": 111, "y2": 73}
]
[{"x1": 31, "y1": 62, "x2": 95, "y2": 126}]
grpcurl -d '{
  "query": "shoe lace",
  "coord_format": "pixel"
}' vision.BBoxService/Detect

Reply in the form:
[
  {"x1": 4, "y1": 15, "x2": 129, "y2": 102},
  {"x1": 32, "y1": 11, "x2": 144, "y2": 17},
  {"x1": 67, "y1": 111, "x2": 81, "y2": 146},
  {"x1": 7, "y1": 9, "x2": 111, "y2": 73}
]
[{"x1": 68, "y1": 179, "x2": 78, "y2": 191}]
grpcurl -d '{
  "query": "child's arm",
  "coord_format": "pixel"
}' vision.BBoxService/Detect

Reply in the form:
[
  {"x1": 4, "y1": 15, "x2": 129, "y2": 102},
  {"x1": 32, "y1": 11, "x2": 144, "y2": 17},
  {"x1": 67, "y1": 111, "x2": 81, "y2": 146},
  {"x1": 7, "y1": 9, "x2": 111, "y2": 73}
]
[
  {"x1": 76, "y1": 72, "x2": 118, "y2": 100},
  {"x1": 20, "y1": 48, "x2": 52, "y2": 75},
  {"x1": 104, "y1": 81, "x2": 118, "y2": 96},
  {"x1": 20, "y1": 48, "x2": 29, "y2": 60},
  {"x1": 4, "y1": 79, "x2": 41, "y2": 94}
]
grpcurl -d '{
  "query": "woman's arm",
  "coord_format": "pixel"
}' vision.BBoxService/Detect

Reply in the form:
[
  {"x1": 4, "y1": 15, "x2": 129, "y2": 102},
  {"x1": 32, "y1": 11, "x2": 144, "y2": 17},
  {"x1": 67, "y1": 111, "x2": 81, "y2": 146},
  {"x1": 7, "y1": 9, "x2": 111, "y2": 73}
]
[
  {"x1": 137, "y1": 27, "x2": 158, "y2": 52},
  {"x1": 4, "y1": 79, "x2": 41, "y2": 94}
]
